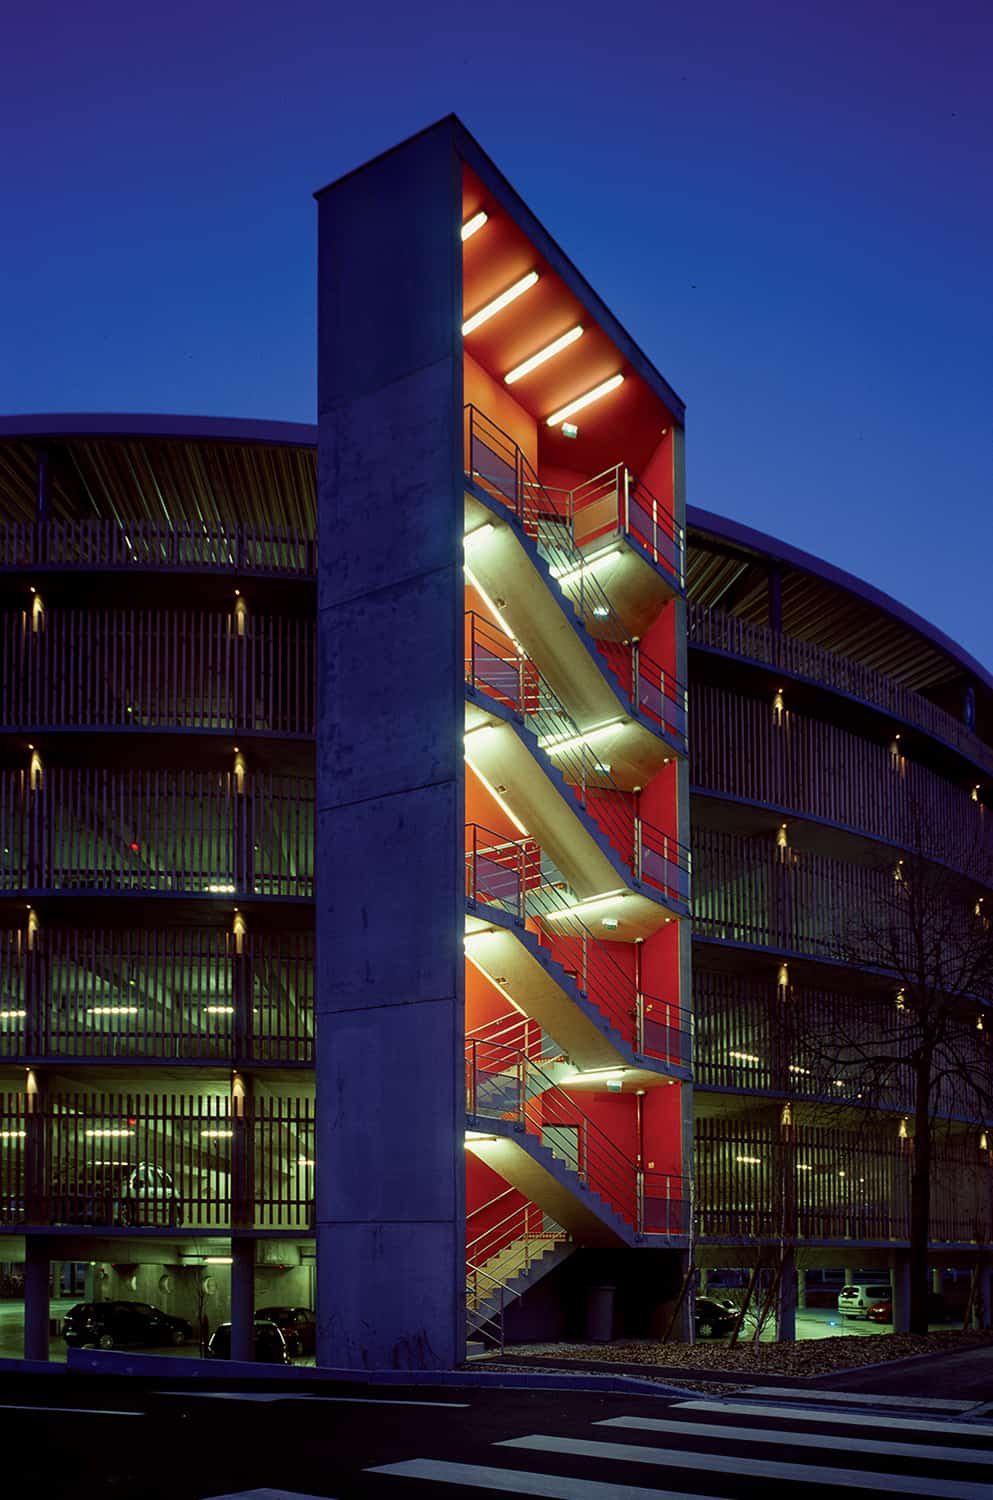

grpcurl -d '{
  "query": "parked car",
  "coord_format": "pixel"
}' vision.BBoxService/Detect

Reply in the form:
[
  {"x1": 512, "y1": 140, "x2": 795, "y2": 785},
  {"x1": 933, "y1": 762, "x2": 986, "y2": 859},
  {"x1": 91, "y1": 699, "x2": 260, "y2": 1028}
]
[
  {"x1": 866, "y1": 1294, "x2": 950, "y2": 1325},
  {"x1": 207, "y1": 1318, "x2": 290, "y2": 1363},
  {"x1": 54, "y1": 1163, "x2": 182, "y2": 1228},
  {"x1": 255, "y1": 1305, "x2": 316, "y2": 1356},
  {"x1": 837, "y1": 1283, "x2": 892, "y2": 1319},
  {"x1": 695, "y1": 1296, "x2": 738, "y2": 1338},
  {"x1": 63, "y1": 1300, "x2": 192, "y2": 1350}
]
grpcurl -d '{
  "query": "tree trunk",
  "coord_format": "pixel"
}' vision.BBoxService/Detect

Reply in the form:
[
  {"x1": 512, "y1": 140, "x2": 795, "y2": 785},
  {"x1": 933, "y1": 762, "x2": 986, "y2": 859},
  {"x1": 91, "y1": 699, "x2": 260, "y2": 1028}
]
[{"x1": 909, "y1": 1058, "x2": 933, "y2": 1336}]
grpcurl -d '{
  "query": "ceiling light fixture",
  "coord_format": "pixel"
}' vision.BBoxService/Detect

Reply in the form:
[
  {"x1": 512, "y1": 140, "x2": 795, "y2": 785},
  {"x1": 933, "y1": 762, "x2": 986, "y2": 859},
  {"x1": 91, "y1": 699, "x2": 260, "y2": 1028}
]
[
  {"x1": 504, "y1": 325, "x2": 584, "y2": 385},
  {"x1": 546, "y1": 373, "x2": 624, "y2": 427},
  {"x1": 463, "y1": 272, "x2": 539, "y2": 335},
  {"x1": 544, "y1": 890, "x2": 626, "y2": 921},
  {"x1": 461, "y1": 211, "x2": 488, "y2": 241}
]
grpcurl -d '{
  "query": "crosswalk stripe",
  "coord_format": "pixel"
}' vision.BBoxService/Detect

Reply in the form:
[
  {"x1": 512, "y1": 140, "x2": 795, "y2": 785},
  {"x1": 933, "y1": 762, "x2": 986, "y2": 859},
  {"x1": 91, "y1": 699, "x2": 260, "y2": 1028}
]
[
  {"x1": 672, "y1": 1398, "x2": 993, "y2": 1439},
  {"x1": 739, "y1": 1386, "x2": 977, "y2": 1410},
  {"x1": 200, "y1": 1490, "x2": 336, "y2": 1500},
  {"x1": 497, "y1": 1434, "x2": 991, "y2": 1499},
  {"x1": 368, "y1": 1458, "x2": 732, "y2": 1499},
  {"x1": 596, "y1": 1414, "x2": 993, "y2": 1467}
]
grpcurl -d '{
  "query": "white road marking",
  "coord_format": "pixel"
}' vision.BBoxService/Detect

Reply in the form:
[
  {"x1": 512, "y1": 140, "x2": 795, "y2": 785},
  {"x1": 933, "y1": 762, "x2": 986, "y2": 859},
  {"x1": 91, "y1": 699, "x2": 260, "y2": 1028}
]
[
  {"x1": 301, "y1": 1396, "x2": 470, "y2": 1407},
  {"x1": 739, "y1": 1385, "x2": 977, "y2": 1410},
  {"x1": 201, "y1": 1491, "x2": 335, "y2": 1500},
  {"x1": 369, "y1": 1458, "x2": 731, "y2": 1499},
  {"x1": 0, "y1": 1402, "x2": 142, "y2": 1417},
  {"x1": 497, "y1": 1434, "x2": 991, "y2": 1499},
  {"x1": 158, "y1": 1391, "x2": 467, "y2": 1408},
  {"x1": 672, "y1": 1398, "x2": 993, "y2": 1439},
  {"x1": 596, "y1": 1414, "x2": 993, "y2": 1466}
]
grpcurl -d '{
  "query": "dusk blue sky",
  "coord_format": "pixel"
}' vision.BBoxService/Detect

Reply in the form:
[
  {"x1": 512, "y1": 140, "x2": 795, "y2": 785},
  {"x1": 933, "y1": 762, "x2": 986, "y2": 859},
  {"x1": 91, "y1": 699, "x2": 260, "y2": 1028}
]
[{"x1": 3, "y1": 1, "x2": 990, "y2": 665}]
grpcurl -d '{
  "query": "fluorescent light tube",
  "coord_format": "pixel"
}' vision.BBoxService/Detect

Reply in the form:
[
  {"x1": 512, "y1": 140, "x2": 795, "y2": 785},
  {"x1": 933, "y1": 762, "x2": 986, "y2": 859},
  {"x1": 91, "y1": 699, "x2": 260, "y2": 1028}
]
[
  {"x1": 463, "y1": 272, "x2": 539, "y2": 335},
  {"x1": 505, "y1": 326, "x2": 583, "y2": 385},
  {"x1": 461, "y1": 211, "x2": 488, "y2": 241},
  {"x1": 546, "y1": 373, "x2": 624, "y2": 427},
  {"x1": 544, "y1": 891, "x2": 627, "y2": 921}
]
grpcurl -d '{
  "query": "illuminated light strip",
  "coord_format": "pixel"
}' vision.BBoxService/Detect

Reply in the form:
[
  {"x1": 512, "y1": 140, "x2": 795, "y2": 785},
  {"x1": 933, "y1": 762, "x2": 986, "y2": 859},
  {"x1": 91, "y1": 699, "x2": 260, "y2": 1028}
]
[
  {"x1": 85, "y1": 1128, "x2": 134, "y2": 1138},
  {"x1": 0, "y1": 1131, "x2": 26, "y2": 1141},
  {"x1": 541, "y1": 719, "x2": 624, "y2": 757},
  {"x1": 544, "y1": 890, "x2": 627, "y2": 921},
  {"x1": 465, "y1": 1131, "x2": 498, "y2": 1141},
  {"x1": 463, "y1": 271, "x2": 539, "y2": 335},
  {"x1": 461, "y1": 211, "x2": 488, "y2": 241},
  {"x1": 463, "y1": 565, "x2": 521, "y2": 649},
  {"x1": 504, "y1": 325, "x2": 584, "y2": 385},
  {"x1": 549, "y1": 547, "x2": 620, "y2": 588},
  {"x1": 88, "y1": 1006, "x2": 139, "y2": 1016},
  {"x1": 0, "y1": 1010, "x2": 26, "y2": 1020},
  {"x1": 464, "y1": 757, "x2": 530, "y2": 837},
  {"x1": 464, "y1": 949, "x2": 525, "y2": 1014},
  {"x1": 204, "y1": 1005, "x2": 235, "y2": 1015},
  {"x1": 546, "y1": 372, "x2": 625, "y2": 427},
  {"x1": 201, "y1": 1129, "x2": 234, "y2": 1139},
  {"x1": 463, "y1": 522, "x2": 494, "y2": 545},
  {"x1": 566, "y1": 1067, "x2": 627, "y2": 1081}
]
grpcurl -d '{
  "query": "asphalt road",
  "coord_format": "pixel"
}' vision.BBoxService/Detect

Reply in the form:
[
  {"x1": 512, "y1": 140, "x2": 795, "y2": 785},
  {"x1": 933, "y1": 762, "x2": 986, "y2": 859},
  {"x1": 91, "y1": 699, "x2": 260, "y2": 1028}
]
[{"x1": 2, "y1": 1372, "x2": 992, "y2": 1499}]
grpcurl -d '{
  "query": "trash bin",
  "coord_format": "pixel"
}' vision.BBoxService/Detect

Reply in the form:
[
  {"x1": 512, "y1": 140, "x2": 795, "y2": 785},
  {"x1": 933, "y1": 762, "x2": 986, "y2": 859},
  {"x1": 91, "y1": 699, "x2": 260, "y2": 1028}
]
[{"x1": 586, "y1": 1283, "x2": 615, "y2": 1343}]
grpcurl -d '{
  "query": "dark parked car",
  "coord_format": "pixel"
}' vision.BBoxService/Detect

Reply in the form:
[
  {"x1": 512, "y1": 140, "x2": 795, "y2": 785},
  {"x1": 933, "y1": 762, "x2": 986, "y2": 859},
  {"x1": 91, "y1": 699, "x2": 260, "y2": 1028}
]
[
  {"x1": 866, "y1": 1294, "x2": 950, "y2": 1325},
  {"x1": 255, "y1": 1305, "x2": 316, "y2": 1356},
  {"x1": 207, "y1": 1318, "x2": 290, "y2": 1363},
  {"x1": 695, "y1": 1296, "x2": 738, "y2": 1338},
  {"x1": 63, "y1": 1300, "x2": 192, "y2": 1350},
  {"x1": 54, "y1": 1164, "x2": 182, "y2": 1227}
]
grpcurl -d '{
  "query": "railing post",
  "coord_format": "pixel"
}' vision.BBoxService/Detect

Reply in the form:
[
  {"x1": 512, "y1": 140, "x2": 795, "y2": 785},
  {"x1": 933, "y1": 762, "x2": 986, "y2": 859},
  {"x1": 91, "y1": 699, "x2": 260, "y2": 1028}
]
[
  {"x1": 637, "y1": 1167, "x2": 644, "y2": 1235},
  {"x1": 622, "y1": 467, "x2": 630, "y2": 536},
  {"x1": 631, "y1": 639, "x2": 640, "y2": 712},
  {"x1": 634, "y1": 815, "x2": 643, "y2": 882}
]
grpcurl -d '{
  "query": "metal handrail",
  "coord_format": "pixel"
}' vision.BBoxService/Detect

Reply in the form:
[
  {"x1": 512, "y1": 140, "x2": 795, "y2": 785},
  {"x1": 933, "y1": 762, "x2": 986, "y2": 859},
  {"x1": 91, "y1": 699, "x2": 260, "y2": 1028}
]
[
  {"x1": 0, "y1": 519, "x2": 316, "y2": 578},
  {"x1": 466, "y1": 610, "x2": 689, "y2": 878},
  {"x1": 465, "y1": 615, "x2": 690, "y2": 903},
  {"x1": 464, "y1": 822, "x2": 690, "y2": 1058},
  {"x1": 688, "y1": 602, "x2": 993, "y2": 780},
  {"x1": 572, "y1": 464, "x2": 684, "y2": 587},
  {"x1": 464, "y1": 406, "x2": 685, "y2": 744},
  {"x1": 465, "y1": 1036, "x2": 686, "y2": 1235}
]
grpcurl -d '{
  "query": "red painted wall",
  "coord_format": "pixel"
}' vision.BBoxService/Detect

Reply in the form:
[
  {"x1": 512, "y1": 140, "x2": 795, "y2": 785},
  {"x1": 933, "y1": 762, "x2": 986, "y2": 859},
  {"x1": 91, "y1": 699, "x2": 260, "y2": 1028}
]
[{"x1": 465, "y1": 353, "x2": 537, "y2": 471}]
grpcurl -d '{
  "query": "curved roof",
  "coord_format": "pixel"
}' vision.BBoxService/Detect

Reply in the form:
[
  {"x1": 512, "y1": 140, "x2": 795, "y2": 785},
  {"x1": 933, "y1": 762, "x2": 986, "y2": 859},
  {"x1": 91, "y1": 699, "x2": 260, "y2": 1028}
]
[
  {"x1": 1, "y1": 413, "x2": 987, "y2": 696},
  {"x1": 687, "y1": 505, "x2": 993, "y2": 699},
  {"x1": 0, "y1": 413, "x2": 316, "y2": 447}
]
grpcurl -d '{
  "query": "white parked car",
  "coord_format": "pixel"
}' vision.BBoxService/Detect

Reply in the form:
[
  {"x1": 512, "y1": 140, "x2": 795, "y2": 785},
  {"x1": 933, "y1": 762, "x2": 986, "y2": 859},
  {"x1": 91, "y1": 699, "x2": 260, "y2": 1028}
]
[{"x1": 838, "y1": 1282, "x2": 891, "y2": 1319}]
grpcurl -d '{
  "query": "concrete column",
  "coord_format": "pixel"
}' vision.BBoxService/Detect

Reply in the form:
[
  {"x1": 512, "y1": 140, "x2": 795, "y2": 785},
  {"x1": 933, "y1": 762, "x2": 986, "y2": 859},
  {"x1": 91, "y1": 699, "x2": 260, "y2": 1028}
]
[
  {"x1": 315, "y1": 121, "x2": 465, "y2": 1371},
  {"x1": 796, "y1": 1268, "x2": 807, "y2": 1309},
  {"x1": 891, "y1": 1256, "x2": 911, "y2": 1333},
  {"x1": 23, "y1": 1239, "x2": 50, "y2": 1362},
  {"x1": 698, "y1": 1269, "x2": 708, "y2": 1294},
  {"x1": 977, "y1": 1263, "x2": 992, "y2": 1330},
  {"x1": 931, "y1": 1267, "x2": 942, "y2": 1295},
  {"x1": 844, "y1": 1266, "x2": 855, "y2": 1285},
  {"x1": 231, "y1": 1072, "x2": 254, "y2": 1229},
  {"x1": 669, "y1": 1250, "x2": 692, "y2": 1342},
  {"x1": 50, "y1": 1259, "x2": 62, "y2": 1298},
  {"x1": 230, "y1": 1240, "x2": 254, "y2": 1363},
  {"x1": 777, "y1": 1248, "x2": 797, "y2": 1342}
]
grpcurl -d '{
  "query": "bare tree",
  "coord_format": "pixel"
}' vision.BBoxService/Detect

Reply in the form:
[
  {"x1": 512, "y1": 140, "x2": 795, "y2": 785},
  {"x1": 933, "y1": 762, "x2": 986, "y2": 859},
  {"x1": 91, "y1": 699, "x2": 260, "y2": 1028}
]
[{"x1": 805, "y1": 818, "x2": 993, "y2": 1334}]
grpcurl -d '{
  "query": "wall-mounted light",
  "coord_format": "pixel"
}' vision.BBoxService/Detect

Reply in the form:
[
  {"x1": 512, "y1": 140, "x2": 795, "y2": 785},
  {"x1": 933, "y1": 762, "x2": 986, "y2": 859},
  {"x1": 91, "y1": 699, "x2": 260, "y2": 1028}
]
[
  {"x1": 461, "y1": 211, "x2": 488, "y2": 241},
  {"x1": 463, "y1": 272, "x2": 539, "y2": 335},
  {"x1": 772, "y1": 690, "x2": 784, "y2": 726},
  {"x1": 736, "y1": 1156, "x2": 761, "y2": 1165},
  {"x1": 504, "y1": 326, "x2": 583, "y2": 385},
  {"x1": 546, "y1": 373, "x2": 624, "y2": 428}
]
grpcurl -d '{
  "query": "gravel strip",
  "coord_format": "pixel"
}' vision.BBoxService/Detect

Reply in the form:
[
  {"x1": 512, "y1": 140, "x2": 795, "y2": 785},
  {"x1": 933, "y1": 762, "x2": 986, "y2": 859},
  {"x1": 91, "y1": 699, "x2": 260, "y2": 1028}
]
[{"x1": 482, "y1": 1330, "x2": 993, "y2": 1380}]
